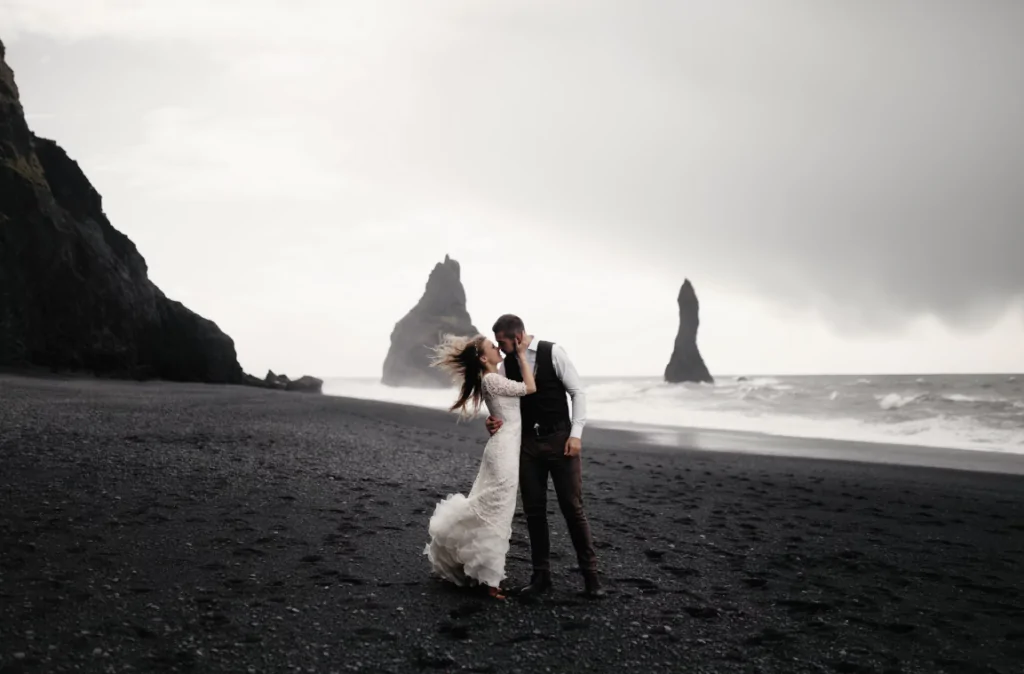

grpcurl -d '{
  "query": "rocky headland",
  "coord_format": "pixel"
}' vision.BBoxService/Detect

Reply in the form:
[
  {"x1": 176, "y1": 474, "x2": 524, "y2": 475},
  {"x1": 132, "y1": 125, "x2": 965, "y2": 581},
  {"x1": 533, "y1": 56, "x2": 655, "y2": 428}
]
[{"x1": 0, "y1": 39, "x2": 317, "y2": 392}]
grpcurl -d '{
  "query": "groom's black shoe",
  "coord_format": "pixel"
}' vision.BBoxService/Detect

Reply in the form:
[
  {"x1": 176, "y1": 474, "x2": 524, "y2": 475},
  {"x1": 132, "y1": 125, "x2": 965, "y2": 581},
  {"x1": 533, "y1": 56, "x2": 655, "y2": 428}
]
[
  {"x1": 516, "y1": 571, "x2": 552, "y2": 597},
  {"x1": 582, "y1": 572, "x2": 606, "y2": 599}
]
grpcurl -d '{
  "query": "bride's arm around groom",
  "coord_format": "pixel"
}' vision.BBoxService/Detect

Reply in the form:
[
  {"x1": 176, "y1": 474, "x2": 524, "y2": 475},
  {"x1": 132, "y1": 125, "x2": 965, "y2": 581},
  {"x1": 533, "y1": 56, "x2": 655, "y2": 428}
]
[{"x1": 485, "y1": 327, "x2": 588, "y2": 457}]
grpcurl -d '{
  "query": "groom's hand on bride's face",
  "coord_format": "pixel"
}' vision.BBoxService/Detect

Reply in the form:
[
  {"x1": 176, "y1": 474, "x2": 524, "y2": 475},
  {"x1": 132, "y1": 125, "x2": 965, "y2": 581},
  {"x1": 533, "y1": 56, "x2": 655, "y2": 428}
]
[
  {"x1": 486, "y1": 415, "x2": 503, "y2": 435},
  {"x1": 564, "y1": 437, "x2": 582, "y2": 457}
]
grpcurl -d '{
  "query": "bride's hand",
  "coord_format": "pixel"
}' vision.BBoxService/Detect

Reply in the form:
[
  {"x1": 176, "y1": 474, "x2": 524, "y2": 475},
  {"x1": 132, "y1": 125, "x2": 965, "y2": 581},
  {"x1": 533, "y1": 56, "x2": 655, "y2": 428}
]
[{"x1": 515, "y1": 334, "x2": 528, "y2": 356}]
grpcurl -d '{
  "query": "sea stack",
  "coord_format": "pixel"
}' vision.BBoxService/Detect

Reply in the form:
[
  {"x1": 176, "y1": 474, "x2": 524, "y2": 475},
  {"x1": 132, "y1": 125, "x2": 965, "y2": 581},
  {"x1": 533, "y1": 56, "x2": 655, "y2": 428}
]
[
  {"x1": 382, "y1": 255, "x2": 478, "y2": 388},
  {"x1": 0, "y1": 39, "x2": 243, "y2": 382},
  {"x1": 664, "y1": 279, "x2": 714, "y2": 384},
  {"x1": 262, "y1": 371, "x2": 324, "y2": 394}
]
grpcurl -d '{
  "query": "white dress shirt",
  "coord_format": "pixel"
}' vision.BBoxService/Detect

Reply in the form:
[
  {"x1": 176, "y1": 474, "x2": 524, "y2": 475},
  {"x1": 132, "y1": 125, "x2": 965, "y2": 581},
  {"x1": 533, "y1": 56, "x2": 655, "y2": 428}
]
[{"x1": 499, "y1": 336, "x2": 587, "y2": 440}]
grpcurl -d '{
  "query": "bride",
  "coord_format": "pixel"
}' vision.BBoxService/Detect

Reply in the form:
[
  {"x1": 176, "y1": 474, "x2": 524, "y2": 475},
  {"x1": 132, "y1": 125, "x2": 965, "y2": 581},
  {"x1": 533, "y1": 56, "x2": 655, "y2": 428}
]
[{"x1": 423, "y1": 332, "x2": 536, "y2": 599}]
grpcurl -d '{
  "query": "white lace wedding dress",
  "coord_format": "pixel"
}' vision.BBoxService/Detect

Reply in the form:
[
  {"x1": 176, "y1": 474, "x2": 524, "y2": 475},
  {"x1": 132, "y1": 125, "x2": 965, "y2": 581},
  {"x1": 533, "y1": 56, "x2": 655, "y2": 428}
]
[{"x1": 424, "y1": 372, "x2": 528, "y2": 588}]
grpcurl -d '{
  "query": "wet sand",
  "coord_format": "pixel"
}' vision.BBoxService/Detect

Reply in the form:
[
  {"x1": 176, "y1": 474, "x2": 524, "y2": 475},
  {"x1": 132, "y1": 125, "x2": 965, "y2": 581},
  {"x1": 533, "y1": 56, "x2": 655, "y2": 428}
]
[
  {"x1": 1, "y1": 374, "x2": 1022, "y2": 673},
  {"x1": 594, "y1": 421, "x2": 1024, "y2": 476}
]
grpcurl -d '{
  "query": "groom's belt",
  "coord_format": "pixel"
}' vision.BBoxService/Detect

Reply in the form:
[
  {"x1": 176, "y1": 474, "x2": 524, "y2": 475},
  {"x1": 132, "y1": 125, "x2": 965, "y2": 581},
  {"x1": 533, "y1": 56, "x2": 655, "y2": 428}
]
[{"x1": 526, "y1": 419, "x2": 570, "y2": 437}]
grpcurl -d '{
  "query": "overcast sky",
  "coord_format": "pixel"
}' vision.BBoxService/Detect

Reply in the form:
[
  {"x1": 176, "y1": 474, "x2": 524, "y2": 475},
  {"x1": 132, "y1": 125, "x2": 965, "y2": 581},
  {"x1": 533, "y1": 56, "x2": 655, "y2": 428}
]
[{"x1": 3, "y1": 1, "x2": 1022, "y2": 377}]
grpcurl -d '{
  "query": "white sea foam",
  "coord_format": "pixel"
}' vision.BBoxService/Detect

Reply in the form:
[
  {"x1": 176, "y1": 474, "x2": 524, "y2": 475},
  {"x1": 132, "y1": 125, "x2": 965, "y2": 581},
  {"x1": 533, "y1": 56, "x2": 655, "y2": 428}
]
[
  {"x1": 323, "y1": 376, "x2": 1024, "y2": 455},
  {"x1": 941, "y1": 393, "x2": 1006, "y2": 404},
  {"x1": 877, "y1": 392, "x2": 925, "y2": 410}
]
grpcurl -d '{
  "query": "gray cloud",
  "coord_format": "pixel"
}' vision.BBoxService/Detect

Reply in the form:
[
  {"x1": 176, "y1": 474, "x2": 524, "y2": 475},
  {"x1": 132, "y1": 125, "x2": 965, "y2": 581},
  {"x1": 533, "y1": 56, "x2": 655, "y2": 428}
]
[
  {"x1": 6, "y1": 1, "x2": 1024, "y2": 333},
  {"x1": 371, "y1": 1, "x2": 1024, "y2": 329}
]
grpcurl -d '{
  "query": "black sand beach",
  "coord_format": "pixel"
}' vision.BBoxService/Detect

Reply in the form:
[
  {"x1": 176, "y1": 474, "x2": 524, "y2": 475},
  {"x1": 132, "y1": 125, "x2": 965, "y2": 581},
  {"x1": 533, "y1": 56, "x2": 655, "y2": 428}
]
[{"x1": 1, "y1": 374, "x2": 1022, "y2": 673}]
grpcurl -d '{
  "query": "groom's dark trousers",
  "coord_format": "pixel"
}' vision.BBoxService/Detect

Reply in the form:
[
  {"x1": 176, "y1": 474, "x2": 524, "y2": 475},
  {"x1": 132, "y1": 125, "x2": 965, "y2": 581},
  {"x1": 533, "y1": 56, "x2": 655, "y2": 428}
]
[
  {"x1": 506, "y1": 339, "x2": 598, "y2": 577},
  {"x1": 519, "y1": 422, "x2": 598, "y2": 575}
]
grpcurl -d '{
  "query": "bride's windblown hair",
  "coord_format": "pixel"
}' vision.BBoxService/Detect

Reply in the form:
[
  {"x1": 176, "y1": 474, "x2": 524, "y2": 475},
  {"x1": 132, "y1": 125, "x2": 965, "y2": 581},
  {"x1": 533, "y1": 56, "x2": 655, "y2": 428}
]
[{"x1": 431, "y1": 333, "x2": 488, "y2": 418}]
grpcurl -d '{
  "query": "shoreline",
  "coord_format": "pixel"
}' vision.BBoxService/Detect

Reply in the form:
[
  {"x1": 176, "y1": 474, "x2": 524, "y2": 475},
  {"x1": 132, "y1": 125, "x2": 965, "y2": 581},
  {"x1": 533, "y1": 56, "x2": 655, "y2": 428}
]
[
  {"x1": 5, "y1": 370, "x2": 1024, "y2": 476},
  {"x1": 314, "y1": 388, "x2": 1024, "y2": 477},
  {"x1": 2, "y1": 374, "x2": 1023, "y2": 673},
  {"x1": 320, "y1": 376, "x2": 1024, "y2": 463}
]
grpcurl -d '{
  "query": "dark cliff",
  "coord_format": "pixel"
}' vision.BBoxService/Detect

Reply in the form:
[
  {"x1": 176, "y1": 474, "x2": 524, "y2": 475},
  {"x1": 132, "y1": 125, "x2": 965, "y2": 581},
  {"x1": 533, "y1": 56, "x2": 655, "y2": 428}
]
[{"x1": 0, "y1": 39, "x2": 242, "y2": 382}]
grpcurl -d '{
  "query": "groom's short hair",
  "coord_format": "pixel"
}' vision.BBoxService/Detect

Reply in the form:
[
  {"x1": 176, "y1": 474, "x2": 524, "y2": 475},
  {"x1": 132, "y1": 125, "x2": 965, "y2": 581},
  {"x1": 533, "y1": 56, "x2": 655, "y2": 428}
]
[{"x1": 492, "y1": 314, "x2": 525, "y2": 335}]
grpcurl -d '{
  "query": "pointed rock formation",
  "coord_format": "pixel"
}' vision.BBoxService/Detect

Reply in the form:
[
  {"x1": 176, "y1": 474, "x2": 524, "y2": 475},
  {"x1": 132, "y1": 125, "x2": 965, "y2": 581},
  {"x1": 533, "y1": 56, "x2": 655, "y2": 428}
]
[
  {"x1": 382, "y1": 255, "x2": 478, "y2": 388},
  {"x1": 0, "y1": 39, "x2": 242, "y2": 382},
  {"x1": 664, "y1": 279, "x2": 714, "y2": 384}
]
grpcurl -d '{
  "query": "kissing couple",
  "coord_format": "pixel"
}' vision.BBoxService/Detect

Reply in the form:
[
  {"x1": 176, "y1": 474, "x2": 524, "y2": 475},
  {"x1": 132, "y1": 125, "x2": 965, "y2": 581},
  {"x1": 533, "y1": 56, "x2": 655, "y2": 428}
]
[{"x1": 423, "y1": 314, "x2": 604, "y2": 599}]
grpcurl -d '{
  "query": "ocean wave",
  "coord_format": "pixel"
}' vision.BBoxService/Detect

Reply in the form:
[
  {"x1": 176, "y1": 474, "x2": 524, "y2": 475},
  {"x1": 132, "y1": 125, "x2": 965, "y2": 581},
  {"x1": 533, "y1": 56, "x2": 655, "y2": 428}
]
[
  {"x1": 877, "y1": 392, "x2": 927, "y2": 410},
  {"x1": 876, "y1": 391, "x2": 1013, "y2": 410},
  {"x1": 941, "y1": 393, "x2": 1008, "y2": 405},
  {"x1": 722, "y1": 376, "x2": 791, "y2": 390}
]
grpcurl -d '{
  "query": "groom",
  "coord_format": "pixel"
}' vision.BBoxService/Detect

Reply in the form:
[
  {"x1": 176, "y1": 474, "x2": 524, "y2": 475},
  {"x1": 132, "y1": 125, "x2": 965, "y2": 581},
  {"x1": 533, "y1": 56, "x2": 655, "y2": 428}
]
[{"x1": 486, "y1": 314, "x2": 605, "y2": 599}]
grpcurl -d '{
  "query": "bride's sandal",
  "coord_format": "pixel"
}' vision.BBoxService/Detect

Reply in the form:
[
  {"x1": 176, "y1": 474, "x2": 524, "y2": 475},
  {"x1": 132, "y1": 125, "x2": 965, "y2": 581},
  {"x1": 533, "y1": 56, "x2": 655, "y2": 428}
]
[{"x1": 488, "y1": 586, "x2": 506, "y2": 600}]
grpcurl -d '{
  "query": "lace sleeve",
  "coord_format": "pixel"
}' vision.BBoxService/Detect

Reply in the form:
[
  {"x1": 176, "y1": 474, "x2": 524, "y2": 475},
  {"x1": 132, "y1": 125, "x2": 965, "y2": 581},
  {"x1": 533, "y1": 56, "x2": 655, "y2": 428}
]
[{"x1": 484, "y1": 373, "x2": 529, "y2": 398}]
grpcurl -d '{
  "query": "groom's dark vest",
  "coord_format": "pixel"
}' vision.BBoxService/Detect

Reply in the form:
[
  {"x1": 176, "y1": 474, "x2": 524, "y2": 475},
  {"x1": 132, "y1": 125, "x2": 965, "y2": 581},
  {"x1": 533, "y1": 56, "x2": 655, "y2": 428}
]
[{"x1": 504, "y1": 340, "x2": 570, "y2": 435}]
